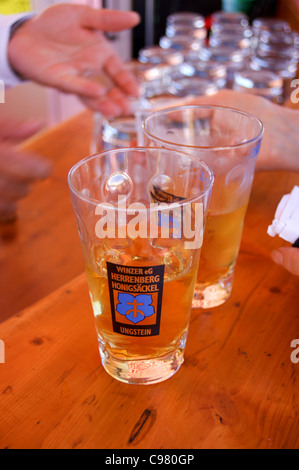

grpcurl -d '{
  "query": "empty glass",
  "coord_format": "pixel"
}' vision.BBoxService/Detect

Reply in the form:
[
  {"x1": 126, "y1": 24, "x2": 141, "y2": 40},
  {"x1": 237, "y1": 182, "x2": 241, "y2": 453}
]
[
  {"x1": 199, "y1": 45, "x2": 249, "y2": 88},
  {"x1": 167, "y1": 12, "x2": 205, "y2": 28},
  {"x1": 97, "y1": 94, "x2": 187, "y2": 153},
  {"x1": 138, "y1": 46, "x2": 183, "y2": 66},
  {"x1": 160, "y1": 35, "x2": 205, "y2": 55},
  {"x1": 167, "y1": 76, "x2": 218, "y2": 97},
  {"x1": 166, "y1": 23, "x2": 207, "y2": 41},
  {"x1": 178, "y1": 59, "x2": 227, "y2": 89},
  {"x1": 91, "y1": 59, "x2": 183, "y2": 153},
  {"x1": 211, "y1": 11, "x2": 249, "y2": 26},
  {"x1": 233, "y1": 69, "x2": 284, "y2": 103},
  {"x1": 209, "y1": 23, "x2": 252, "y2": 50},
  {"x1": 250, "y1": 55, "x2": 297, "y2": 102},
  {"x1": 252, "y1": 18, "x2": 291, "y2": 35}
]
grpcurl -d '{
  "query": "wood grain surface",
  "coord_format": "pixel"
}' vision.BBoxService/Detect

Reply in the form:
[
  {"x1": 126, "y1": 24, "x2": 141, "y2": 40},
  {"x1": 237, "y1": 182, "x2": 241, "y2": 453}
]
[{"x1": 0, "y1": 111, "x2": 94, "y2": 322}]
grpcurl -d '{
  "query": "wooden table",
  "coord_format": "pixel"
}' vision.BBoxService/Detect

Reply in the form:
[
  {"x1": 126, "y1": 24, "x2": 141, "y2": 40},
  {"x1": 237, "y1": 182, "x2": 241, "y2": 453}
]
[
  {"x1": 0, "y1": 111, "x2": 93, "y2": 323},
  {"x1": 0, "y1": 110, "x2": 299, "y2": 449}
]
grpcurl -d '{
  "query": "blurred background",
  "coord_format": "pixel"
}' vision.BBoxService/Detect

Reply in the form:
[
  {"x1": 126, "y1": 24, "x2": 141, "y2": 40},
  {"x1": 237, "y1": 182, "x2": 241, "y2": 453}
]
[{"x1": 0, "y1": 0, "x2": 298, "y2": 131}]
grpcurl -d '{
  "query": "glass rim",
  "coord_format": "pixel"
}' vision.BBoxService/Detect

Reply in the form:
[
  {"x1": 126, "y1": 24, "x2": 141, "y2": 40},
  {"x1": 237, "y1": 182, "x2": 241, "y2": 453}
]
[
  {"x1": 68, "y1": 146, "x2": 214, "y2": 208},
  {"x1": 143, "y1": 104, "x2": 264, "y2": 152}
]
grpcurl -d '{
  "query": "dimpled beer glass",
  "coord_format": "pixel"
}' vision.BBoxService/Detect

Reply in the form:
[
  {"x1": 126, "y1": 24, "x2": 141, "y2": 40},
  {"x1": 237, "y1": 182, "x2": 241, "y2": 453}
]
[
  {"x1": 143, "y1": 106, "x2": 264, "y2": 308},
  {"x1": 68, "y1": 148, "x2": 213, "y2": 384}
]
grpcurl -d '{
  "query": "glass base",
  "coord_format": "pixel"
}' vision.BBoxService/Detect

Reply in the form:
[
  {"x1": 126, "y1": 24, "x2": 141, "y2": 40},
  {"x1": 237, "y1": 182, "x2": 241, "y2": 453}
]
[
  {"x1": 192, "y1": 269, "x2": 234, "y2": 309},
  {"x1": 99, "y1": 346, "x2": 185, "y2": 385}
]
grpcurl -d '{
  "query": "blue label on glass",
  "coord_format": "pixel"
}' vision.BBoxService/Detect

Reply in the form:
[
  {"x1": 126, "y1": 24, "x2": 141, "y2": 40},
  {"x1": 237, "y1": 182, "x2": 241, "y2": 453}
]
[
  {"x1": 107, "y1": 262, "x2": 164, "y2": 337},
  {"x1": 250, "y1": 140, "x2": 262, "y2": 159}
]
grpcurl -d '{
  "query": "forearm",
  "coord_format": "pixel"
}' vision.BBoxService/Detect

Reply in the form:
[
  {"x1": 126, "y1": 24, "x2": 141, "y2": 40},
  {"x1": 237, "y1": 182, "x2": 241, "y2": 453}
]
[
  {"x1": 190, "y1": 91, "x2": 299, "y2": 173},
  {"x1": 272, "y1": 106, "x2": 299, "y2": 172}
]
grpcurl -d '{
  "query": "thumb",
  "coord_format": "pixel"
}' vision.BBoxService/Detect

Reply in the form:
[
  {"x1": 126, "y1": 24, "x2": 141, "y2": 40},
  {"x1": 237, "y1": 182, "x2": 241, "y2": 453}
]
[
  {"x1": 271, "y1": 247, "x2": 299, "y2": 276},
  {"x1": 0, "y1": 118, "x2": 44, "y2": 141},
  {"x1": 82, "y1": 9, "x2": 140, "y2": 32}
]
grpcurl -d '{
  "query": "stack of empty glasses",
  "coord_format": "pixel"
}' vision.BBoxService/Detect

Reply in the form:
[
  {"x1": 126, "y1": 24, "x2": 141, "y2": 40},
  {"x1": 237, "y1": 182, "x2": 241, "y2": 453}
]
[
  {"x1": 158, "y1": 11, "x2": 298, "y2": 102},
  {"x1": 248, "y1": 17, "x2": 299, "y2": 102},
  {"x1": 91, "y1": 11, "x2": 299, "y2": 153},
  {"x1": 160, "y1": 12, "x2": 207, "y2": 58}
]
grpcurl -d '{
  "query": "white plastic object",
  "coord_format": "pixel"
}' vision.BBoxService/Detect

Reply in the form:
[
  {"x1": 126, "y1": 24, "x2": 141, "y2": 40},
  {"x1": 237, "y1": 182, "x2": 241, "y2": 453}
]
[{"x1": 267, "y1": 185, "x2": 299, "y2": 246}]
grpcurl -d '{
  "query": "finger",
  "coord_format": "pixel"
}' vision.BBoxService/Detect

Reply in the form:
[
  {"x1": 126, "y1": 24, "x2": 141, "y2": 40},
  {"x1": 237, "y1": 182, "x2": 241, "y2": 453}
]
[
  {"x1": 80, "y1": 87, "x2": 133, "y2": 117},
  {"x1": 80, "y1": 94, "x2": 123, "y2": 118},
  {"x1": 0, "y1": 200, "x2": 17, "y2": 223},
  {"x1": 104, "y1": 87, "x2": 133, "y2": 115},
  {"x1": 42, "y1": 64, "x2": 127, "y2": 101},
  {"x1": 103, "y1": 54, "x2": 140, "y2": 97},
  {"x1": 271, "y1": 247, "x2": 299, "y2": 276},
  {"x1": 0, "y1": 176, "x2": 30, "y2": 202},
  {"x1": 82, "y1": 9, "x2": 140, "y2": 32},
  {"x1": 49, "y1": 65, "x2": 139, "y2": 101},
  {"x1": 0, "y1": 118, "x2": 44, "y2": 141},
  {"x1": 0, "y1": 144, "x2": 52, "y2": 182},
  {"x1": 37, "y1": 62, "x2": 109, "y2": 99}
]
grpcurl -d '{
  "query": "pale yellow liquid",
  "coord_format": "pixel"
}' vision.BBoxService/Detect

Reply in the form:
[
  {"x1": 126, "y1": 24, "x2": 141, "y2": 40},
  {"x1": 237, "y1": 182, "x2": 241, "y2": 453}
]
[
  {"x1": 85, "y1": 238, "x2": 198, "y2": 361},
  {"x1": 196, "y1": 203, "x2": 248, "y2": 285}
]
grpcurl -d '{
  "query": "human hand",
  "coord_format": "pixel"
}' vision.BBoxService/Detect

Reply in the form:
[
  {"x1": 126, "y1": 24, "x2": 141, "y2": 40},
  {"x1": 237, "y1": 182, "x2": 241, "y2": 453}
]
[
  {"x1": 271, "y1": 247, "x2": 299, "y2": 276},
  {"x1": 7, "y1": 5, "x2": 141, "y2": 117},
  {"x1": 190, "y1": 90, "x2": 299, "y2": 172},
  {"x1": 0, "y1": 118, "x2": 51, "y2": 222}
]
